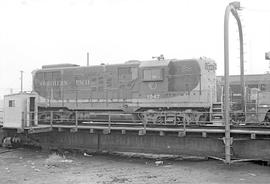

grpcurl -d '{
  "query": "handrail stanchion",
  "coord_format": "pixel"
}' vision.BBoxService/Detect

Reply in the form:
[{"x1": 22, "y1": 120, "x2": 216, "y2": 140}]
[
  {"x1": 75, "y1": 111, "x2": 78, "y2": 129},
  {"x1": 175, "y1": 112, "x2": 177, "y2": 125},
  {"x1": 50, "y1": 111, "x2": 53, "y2": 128},
  {"x1": 143, "y1": 112, "x2": 147, "y2": 134},
  {"x1": 109, "y1": 114, "x2": 111, "y2": 131},
  {"x1": 165, "y1": 112, "x2": 167, "y2": 125},
  {"x1": 183, "y1": 113, "x2": 186, "y2": 134},
  {"x1": 22, "y1": 112, "x2": 25, "y2": 128}
]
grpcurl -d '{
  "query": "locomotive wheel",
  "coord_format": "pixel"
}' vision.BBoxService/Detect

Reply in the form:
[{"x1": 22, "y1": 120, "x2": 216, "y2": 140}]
[
  {"x1": 138, "y1": 110, "x2": 159, "y2": 124},
  {"x1": 264, "y1": 111, "x2": 270, "y2": 123},
  {"x1": 156, "y1": 116, "x2": 165, "y2": 124},
  {"x1": 69, "y1": 112, "x2": 76, "y2": 122},
  {"x1": 176, "y1": 116, "x2": 185, "y2": 125},
  {"x1": 198, "y1": 114, "x2": 209, "y2": 125}
]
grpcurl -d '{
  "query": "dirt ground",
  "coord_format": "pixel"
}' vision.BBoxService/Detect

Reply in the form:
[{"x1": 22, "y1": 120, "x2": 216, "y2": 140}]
[{"x1": 0, "y1": 148, "x2": 270, "y2": 184}]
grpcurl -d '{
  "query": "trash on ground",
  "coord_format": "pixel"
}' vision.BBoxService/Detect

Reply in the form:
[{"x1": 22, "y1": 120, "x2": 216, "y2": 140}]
[
  {"x1": 155, "y1": 160, "x2": 164, "y2": 166},
  {"x1": 45, "y1": 153, "x2": 73, "y2": 167},
  {"x1": 83, "y1": 152, "x2": 92, "y2": 157},
  {"x1": 248, "y1": 173, "x2": 256, "y2": 177}
]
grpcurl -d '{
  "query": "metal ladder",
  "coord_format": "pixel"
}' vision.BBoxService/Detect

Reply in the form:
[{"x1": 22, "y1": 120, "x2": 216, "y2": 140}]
[{"x1": 211, "y1": 102, "x2": 224, "y2": 125}]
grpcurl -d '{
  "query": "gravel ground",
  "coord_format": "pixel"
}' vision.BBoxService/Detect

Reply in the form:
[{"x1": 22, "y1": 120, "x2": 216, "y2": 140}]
[{"x1": 0, "y1": 148, "x2": 270, "y2": 184}]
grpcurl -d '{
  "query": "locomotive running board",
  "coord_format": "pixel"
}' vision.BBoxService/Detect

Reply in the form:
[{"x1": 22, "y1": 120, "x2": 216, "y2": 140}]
[{"x1": 27, "y1": 126, "x2": 53, "y2": 134}]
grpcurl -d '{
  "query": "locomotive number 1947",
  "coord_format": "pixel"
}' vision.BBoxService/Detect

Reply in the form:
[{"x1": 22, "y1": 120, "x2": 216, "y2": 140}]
[{"x1": 146, "y1": 94, "x2": 160, "y2": 99}]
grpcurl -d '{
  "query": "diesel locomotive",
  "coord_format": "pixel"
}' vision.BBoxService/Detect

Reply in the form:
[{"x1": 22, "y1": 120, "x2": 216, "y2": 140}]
[{"x1": 33, "y1": 57, "x2": 217, "y2": 125}]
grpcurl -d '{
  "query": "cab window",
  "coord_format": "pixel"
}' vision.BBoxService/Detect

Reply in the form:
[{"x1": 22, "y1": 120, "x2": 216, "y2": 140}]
[
  {"x1": 143, "y1": 68, "x2": 163, "y2": 81},
  {"x1": 118, "y1": 67, "x2": 138, "y2": 81}
]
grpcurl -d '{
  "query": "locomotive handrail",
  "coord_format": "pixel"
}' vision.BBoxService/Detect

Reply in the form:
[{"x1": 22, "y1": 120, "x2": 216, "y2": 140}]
[
  {"x1": 32, "y1": 109, "x2": 270, "y2": 129},
  {"x1": 167, "y1": 73, "x2": 201, "y2": 77}
]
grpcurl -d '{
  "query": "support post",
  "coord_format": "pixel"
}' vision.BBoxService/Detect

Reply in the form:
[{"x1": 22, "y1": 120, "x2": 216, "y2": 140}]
[
  {"x1": 224, "y1": 1, "x2": 242, "y2": 164},
  {"x1": 143, "y1": 113, "x2": 147, "y2": 134},
  {"x1": 251, "y1": 133, "x2": 256, "y2": 140},
  {"x1": 90, "y1": 129, "x2": 94, "y2": 134},
  {"x1": 224, "y1": 2, "x2": 231, "y2": 164},
  {"x1": 178, "y1": 131, "x2": 186, "y2": 137},
  {"x1": 231, "y1": 6, "x2": 245, "y2": 114},
  {"x1": 202, "y1": 132, "x2": 207, "y2": 138},
  {"x1": 159, "y1": 131, "x2": 165, "y2": 136}
]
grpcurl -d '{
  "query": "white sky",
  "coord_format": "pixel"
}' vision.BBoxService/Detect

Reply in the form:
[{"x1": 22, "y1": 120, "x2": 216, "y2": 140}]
[{"x1": 0, "y1": 0, "x2": 270, "y2": 98}]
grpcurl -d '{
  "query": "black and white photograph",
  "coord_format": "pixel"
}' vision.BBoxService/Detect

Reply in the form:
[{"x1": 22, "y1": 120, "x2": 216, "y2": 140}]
[{"x1": 0, "y1": 0, "x2": 270, "y2": 183}]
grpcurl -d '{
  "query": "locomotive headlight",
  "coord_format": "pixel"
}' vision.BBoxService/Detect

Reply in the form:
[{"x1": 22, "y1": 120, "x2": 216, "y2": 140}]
[{"x1": 205, "y1": 62, "x2": 217, "y2": 71}]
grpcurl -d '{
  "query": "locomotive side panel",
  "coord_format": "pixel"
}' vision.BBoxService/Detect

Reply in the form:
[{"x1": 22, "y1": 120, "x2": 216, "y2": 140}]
[
  {"x1": 115, "y1": 64, "x2": 140, "y2": 99},
  {"x1": 33, "y1": 70, "x2": 62, "y2": 100},
  {"x1": 134, "y1": 59, "x2": 216, "y2": 107},
  {"x1": 70, "y1": 66, "x2": 106, "y2": 100},
  {"x1": 138, "y1": 65, "x2": 168, "y2": 100},
  {"x1": 198, "y1": 58, "x2": 217, "y2": 104},
  {"x1": 33, "y1": 64, "x2": 141, "y2": 109},
  {"x1": 34, "y1": 66, "x2": 107, "y2": 101}
]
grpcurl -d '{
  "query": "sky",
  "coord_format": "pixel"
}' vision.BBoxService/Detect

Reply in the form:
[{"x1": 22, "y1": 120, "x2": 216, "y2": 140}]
[{"x1": 0, "y1": 0, "x2": 270, "y2": 98}]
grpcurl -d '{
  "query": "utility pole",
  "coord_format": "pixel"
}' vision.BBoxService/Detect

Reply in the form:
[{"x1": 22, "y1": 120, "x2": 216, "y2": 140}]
[
  {"x1": 266, "y1": 52, "x2": 270, "y2": 72},
  {"x1": 224, "y1": 1, "x2": 243, "y2": 164},
  {"x1": 20, "y1": 70, "x2": 24, "y2": 93},
  {"x1": 87, "y1": 52, "x2": 90, "y2": 66}
]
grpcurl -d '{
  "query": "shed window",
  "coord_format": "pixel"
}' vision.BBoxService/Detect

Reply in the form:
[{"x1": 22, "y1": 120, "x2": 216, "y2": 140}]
[
  {"x1": 143, "y1": 69, "x2": 163, "y2": 81},
  {"x1": 8, "y1": 100, "x2": 15, "y2": 107}
]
